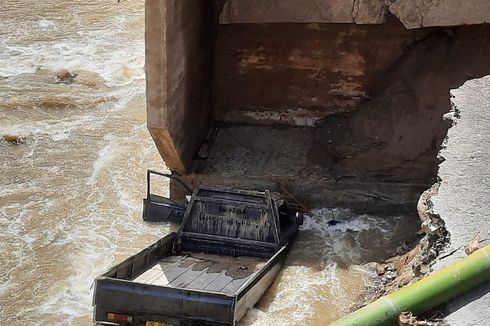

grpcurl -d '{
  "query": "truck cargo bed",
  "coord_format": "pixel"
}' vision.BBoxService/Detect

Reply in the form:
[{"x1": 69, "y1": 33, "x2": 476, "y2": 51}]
[
  {"x1": 133, "y1": 253, "x2": 267, "y2": 294},
  {"x1": 93, "y1": 185, "x2": 301, "y2": 325}
]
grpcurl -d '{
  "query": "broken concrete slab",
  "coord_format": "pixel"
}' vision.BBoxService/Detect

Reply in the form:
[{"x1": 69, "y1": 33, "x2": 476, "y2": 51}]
[
  {"x1": 390, "y1": 0, "x2": 490, "y2": 29},
  {"x1": 218, "y1": 0, "x2": 490, "y2": 29},
  {"x1": 430, "y1": 76, "x2": 490, "y2": 325},
  {"x1": 219, "y1": 0, "x2": 387, "y2": 24}
]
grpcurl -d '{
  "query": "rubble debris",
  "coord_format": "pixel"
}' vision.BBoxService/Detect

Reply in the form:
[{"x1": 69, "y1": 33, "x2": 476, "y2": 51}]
[
  {"x1": 2, "y1": 135, "x2": 26, "y2": 145},
  {"x1": 398, "y1": 312, "x2": 447, "y2": 326},
  {"x1": 55, "y1": 69, "x2": 78, "y2": 84},
  {"x1": 465, "y1": 232, "x2": 481, "y2": 255},
  {"x1": 327, "y1": 219, "x2": 341, "y2": 226},
  {"x1": 373, "y1": 183, "x2": 449, "y2": 295}
]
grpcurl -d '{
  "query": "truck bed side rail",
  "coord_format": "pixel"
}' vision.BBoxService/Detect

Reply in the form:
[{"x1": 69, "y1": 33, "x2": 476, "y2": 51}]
[{"x1": 101, "y1": 233, "x2": 175, "y2": 280}]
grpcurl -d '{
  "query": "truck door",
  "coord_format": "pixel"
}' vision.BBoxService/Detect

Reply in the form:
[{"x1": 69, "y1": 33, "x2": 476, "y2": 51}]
[{"x1": 142, "y1": 170, "x2": 192, "y2": 223}]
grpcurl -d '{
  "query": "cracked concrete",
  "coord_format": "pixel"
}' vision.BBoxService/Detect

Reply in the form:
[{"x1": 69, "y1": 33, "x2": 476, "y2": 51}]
[
  {"x1": 219, "y1": 0, "x2": 490, "y2": 28},
  {"x1": 430, "y1": 76, "x2": 490, "y2": 325},
  {"x1": 390, "y1": 0, "x2": 490, "y2": 28}
]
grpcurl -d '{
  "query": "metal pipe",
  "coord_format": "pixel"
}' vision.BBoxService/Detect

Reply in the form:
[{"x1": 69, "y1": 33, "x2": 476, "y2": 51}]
[{"x1": 332, "y1": 244, "x2": 490, "y2": 326}]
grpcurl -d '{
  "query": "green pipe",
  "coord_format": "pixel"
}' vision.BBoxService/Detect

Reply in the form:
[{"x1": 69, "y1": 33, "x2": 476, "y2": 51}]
[{"x1": 332, "y1": 244, "x2": 490, "y2": 326}]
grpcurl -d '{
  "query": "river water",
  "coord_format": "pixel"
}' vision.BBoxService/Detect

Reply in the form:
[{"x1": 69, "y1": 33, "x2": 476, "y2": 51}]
[{"x1": 0, "y1": 2, "x2": 420, "y2": 325}]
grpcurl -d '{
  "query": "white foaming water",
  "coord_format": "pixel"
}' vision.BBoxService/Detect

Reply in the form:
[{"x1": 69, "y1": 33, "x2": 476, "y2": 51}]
[
  {"x1": 88, "y1": 133, "x2": 120, "y2": 186},
  {"x1": 301, "y1": 208, "x2": 375, "y2": 232},
  {"x1": 38, "y1": 19, "x2": 55, "y2": 29},
  {"x1": 1, "y1": 113, "x2": 103, "y2": 141}
]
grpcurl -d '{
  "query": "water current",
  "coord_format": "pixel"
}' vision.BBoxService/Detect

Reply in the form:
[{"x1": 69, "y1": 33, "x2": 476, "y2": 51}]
[{"x1": 0, "y1": 2, "x2": 420, "y2": 325}]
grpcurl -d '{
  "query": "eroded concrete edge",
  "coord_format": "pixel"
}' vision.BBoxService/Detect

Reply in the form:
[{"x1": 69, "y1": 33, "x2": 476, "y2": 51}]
[
  {"x1": 369, "y1": 76, "x2": 490, "y2": 324},
  {"x1": 430, "y1": 76, "x2": 490, "y2": 325}
]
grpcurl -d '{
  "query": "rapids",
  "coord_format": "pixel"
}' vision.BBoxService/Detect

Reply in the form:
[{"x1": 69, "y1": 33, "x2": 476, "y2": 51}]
[{"x1": 0, "y1": 2, "x2": 420, "y2": 325}]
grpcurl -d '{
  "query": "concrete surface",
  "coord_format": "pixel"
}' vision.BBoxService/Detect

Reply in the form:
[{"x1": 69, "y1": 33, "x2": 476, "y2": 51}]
[
  {"x1": 212, "y1": 22, "x2": 431, "y2": 122},
  {"x1": 219, "y1": 0, "x2": 387, "y2": 24},
  {"x1": 219, "y1": 0, "x2": 490, "y2": 28},
  {"x1": 431, "y1": 76, "x2": 490, "y2": 325},
  {"x1": 146, "y1": 0, "x2": 214, "y2": 172},
  {"x1": 390, "y1": 0, "x2": 490, "y2": 29}
]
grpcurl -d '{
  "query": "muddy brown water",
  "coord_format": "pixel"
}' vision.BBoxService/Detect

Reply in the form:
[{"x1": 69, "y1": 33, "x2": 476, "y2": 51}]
[{"x1": 0, "y1": 2, "x2": 421, "y2": 325}]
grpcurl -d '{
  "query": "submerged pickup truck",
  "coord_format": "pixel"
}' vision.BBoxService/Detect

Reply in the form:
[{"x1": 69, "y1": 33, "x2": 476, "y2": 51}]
[{"x1": 93, "y1": 183, "x2": 301, "y2": 326}]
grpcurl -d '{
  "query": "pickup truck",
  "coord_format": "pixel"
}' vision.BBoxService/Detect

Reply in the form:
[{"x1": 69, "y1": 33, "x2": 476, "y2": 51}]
[{"x1": 93, "y1": 183, "x2": 301, "y2": 326}]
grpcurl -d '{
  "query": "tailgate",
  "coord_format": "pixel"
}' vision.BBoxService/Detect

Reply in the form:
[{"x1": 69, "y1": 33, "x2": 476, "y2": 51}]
[{"x1": 93, "y1": 277, "x2": 235, "y2": 325}]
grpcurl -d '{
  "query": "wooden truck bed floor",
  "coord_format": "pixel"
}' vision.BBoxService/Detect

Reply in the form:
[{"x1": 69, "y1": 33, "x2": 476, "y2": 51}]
[{"x1": 132, "y1": 252, "x2": 267, "y2": 295}]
